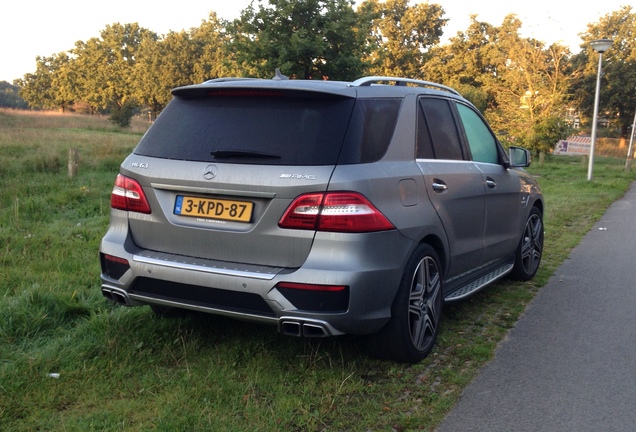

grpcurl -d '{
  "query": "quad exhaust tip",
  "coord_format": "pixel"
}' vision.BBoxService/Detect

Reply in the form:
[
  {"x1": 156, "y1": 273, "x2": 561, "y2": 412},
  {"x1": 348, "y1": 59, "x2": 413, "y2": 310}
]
[
  {"x1": 279, "y1": 319, "x2": 331, "y2": 337},
  {"x1": 101, "y1": 287, "x2": 132, "y2": 306},
  {"x1": 101, "y1": 289, "x2": 337, "y2": 338}
]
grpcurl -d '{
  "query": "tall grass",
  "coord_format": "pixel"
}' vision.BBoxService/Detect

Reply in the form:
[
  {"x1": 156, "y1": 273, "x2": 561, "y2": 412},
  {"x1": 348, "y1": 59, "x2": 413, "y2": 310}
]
[{"x1": 1, "y1": 109, "x2": 635, "y2": 431}]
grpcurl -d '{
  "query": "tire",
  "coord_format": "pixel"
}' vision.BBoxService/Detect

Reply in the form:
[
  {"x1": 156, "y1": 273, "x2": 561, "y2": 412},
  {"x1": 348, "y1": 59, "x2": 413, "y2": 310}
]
[
  {"x1": 370, "y1": 243, "x2": 443, "y2": 363},
  {"x1": 510, "y1": 206, "x2": 544, "y2": 281}
]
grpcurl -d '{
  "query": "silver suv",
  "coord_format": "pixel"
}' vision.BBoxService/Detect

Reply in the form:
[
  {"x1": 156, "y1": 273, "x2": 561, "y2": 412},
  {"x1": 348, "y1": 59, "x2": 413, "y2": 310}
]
[{"x1": 99, "y1": 76, "x2": 543, "y2": 363}]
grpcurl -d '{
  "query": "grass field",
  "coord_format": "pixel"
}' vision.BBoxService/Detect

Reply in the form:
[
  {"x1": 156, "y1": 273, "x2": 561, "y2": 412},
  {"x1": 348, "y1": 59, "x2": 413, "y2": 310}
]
[{"x1": 1, "y1": 108, "x2": 635, "y2": 431}]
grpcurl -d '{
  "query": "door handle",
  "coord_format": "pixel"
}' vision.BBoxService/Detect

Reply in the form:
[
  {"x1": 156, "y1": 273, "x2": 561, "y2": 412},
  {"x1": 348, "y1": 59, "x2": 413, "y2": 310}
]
[
  {"x1": 432, "y1": 179, "x2": 447, "y2": 192},
  {"x1": 486, "y1": 178, "x2": 497, "y2": 189}
]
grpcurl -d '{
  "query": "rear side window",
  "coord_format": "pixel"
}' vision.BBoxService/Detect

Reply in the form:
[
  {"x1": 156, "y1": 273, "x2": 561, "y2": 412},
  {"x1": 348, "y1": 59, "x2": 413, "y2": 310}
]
[
  {"x1": 134, "y1": 94, "x2": 356, "y2": 165},
  {"x1": 338, "y1": 99, "x2": 402, "y2": 164},
  {"x1": 417, "y1": 98, "x2": 464, "y2": 160}
]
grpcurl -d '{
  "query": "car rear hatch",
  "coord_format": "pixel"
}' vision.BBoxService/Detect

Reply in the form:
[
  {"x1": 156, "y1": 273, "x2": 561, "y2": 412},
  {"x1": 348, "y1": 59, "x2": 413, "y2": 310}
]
[{"x1": 121, "y1": 81, "x2": 359, "y2": 269}]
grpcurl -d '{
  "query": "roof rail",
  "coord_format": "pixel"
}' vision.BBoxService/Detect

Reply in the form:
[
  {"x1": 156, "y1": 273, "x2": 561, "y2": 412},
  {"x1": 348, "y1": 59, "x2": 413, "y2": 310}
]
[
  {"x1": 203, "y1": 77, "x2": 260, "y2": 84},
  {"x1": 349, "y1": 76, "x2": 461, "y2": 96}
]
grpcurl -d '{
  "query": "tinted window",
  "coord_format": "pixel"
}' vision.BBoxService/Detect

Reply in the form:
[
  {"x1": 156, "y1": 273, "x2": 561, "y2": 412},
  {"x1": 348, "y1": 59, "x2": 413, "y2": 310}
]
[
  {"x1": 338, "y1": 99, "x2": 402, "y2": 164},
  {"x1": 417, "y1": 98, "x2": 464, "y2": 160},
  {"x1": 456, "y1": 103, "x2": 499, "y2": 164},
  {"x1": 134, "y1": 94, "x2": 356, "y2": 165}
]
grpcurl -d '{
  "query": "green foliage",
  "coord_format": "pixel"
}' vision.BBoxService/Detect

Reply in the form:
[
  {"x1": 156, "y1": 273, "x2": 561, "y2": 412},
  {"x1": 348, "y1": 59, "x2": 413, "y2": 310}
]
[
  {"x1": 228, "y1": 0, "x2": 366, "y2": 80},
  {"x1": 18, "y1": 53, "x2": 76, "y2": 111},
  {"x1": 423, "y1": 14, "x2": 575, "y2": 151},
  {"x1": 528, "y1": 116, "x2": 573, "y2": 155},
  {"x1": 573, "y1": 6, "x2": 636, "y2": 138},
  {"x1": 108, "y1": 100, "x2": 137, "y2": 128},
  {"x1": 71, "y1": 23, "x2": 158, "y2": 113},
  {"x1": 0, "y1": 81, "x2": 28, "y2": 109},
  {"x1": 2, "y1": 109, "x2": 636, "y2": 432},
  {"x1": 11, "y1": 2, "x2": 635, "y2": 144},
  {"x1": 360, "y1": 0, "x2": 447, "y2": 77}
]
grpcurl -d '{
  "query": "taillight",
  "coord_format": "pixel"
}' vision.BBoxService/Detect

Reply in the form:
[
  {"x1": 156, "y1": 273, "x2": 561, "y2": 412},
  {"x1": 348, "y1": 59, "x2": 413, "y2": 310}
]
[
  {"x1": 278, "y1": 192, "x2": 395, "y2": 233},
  {"x1": 110, "y1": 174, "x2": 151, "y2": 214}
]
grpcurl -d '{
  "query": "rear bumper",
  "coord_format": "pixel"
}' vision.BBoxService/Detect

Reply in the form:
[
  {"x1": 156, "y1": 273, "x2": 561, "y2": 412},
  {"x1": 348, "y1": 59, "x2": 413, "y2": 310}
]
[{"x1": 99, "y1": 228, "x2": 414, "y2": 336}]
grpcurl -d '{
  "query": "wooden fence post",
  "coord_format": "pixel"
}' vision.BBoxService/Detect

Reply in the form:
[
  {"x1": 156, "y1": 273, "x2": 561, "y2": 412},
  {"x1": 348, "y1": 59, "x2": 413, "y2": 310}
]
[{"x1": 68, "y1": 148, "x2": 79, "y2": 178}]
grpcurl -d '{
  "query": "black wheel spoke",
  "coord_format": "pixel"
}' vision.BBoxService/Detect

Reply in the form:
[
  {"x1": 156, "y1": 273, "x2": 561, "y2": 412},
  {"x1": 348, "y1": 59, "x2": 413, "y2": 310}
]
[
  {"x1": 371, "y1": 244, "x2": 443, "y2": 363},
  {"x1": 408, "y1": 256, "x2": 441, "y2": 350},
  {"x1": 520, "y1": 214, "x2": 543, "y2": 274}
]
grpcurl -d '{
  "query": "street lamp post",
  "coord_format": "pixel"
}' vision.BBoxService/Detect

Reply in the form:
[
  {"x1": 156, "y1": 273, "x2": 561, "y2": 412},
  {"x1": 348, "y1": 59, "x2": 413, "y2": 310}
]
[
  {"x1": 587, "y1": 38, "x2": 613, "y2": 181},
  {"x1": 625, "y1": 109, "x2": 636, "y2": 172}
]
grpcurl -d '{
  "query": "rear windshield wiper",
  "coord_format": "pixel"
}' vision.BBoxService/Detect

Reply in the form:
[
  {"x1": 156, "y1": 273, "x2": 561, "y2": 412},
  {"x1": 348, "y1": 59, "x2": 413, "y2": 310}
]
[{"x1": 210, "y1": 149, "x2": 281, "y2": 159}]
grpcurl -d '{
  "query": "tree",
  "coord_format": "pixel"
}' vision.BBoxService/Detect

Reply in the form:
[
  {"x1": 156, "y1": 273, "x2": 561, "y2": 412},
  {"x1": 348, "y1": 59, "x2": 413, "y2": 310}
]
[
  {"x1": 70, "y1": 23, "x2": 158, "y2": 118},
  {"x1": 18, "y1": 53, "x2": 76, "y2": 111},
  {"x1": 132, "y1": 30, "x2": 196, "y2": 120},
  {"x1": 0, "y1": 81, "x2": 28, "y2": 109},
  {"x1": 131, "y1": 13, "x2": 239, "y2": 120},
  {"x1": 573, "y1": 6, "x2": 636, "y2": 138},
  {"x1": 190, "y1": 12, "x2": 240, "y2": 82},
  {"x1": 358, "y1": 0, "x2": 447, "y2": 77},
  {"x1": 228, "y1": 0, "x2": 366, "y2": 80},
  {"x1": 421, "y1": 16, "x2": 497, "y2": 111},
  {"x1": 528, "y1": 115, "x2": 573, "y2": 156},
  {"x1": 423, "y1": 15, "x2": 575, "y2": 153},
  {"x1": 486, "y1": 16, "x2": 575, "y2": 152}
]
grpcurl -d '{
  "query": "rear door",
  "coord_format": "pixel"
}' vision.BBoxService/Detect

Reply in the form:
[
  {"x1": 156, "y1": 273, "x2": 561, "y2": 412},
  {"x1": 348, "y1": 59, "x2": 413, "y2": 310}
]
[{"x1": 416, "y1": 97, "x2": 486, "y2": 278}]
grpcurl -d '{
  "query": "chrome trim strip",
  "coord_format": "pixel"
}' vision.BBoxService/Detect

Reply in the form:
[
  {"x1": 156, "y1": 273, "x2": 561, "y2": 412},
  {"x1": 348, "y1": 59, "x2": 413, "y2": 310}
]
[
  {"x1": 415, "y1": 158, "x2": 475, "y2": 164},
  {"x1": 150, "y1": 183, "x2": 276, "y2": 199},
  {"x1": 133, "y1": 252, "x2": 282, "y2": 280},
  {"x1": 130, "y1": 294, "x2": 279, "y2": 324}
]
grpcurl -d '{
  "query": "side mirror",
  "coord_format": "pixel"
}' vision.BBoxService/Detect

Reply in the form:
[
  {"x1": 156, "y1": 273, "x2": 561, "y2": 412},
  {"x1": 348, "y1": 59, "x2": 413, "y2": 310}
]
[{"x1": 508, "y1": 146, "x2": 531, "y2": 168}]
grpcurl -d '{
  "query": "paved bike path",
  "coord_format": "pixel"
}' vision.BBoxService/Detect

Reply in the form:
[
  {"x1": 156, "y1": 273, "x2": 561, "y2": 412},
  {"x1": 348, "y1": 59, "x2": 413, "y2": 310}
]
[{"x1": 437, "y1": 182, "x2": 636, "y2": 432}]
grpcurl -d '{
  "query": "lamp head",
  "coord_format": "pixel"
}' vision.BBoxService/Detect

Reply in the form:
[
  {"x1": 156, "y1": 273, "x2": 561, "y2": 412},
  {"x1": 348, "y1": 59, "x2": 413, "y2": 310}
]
[{"x1": 590, "y1": 38, "x2": 613, "y2": 54}]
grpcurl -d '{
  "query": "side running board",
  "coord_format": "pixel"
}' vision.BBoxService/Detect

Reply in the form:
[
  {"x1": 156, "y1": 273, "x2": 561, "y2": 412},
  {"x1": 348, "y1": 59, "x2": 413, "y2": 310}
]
[{"x1": 444, "y1": 263, "x2": 514, "y2": 302}]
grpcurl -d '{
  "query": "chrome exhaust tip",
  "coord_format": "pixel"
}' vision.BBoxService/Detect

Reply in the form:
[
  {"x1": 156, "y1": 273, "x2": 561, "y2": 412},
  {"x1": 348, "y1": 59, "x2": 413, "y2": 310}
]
[
  {"x1": 302, "y1": 322, "x2": 329, "y2": 337},
  {"x1": 280, "y1": 320, "x2": 302, "y2": 337},
  {"x1": 278, "y1": 319, "x2": 331, "y2": 337},
  {"x1": 101, "y1": 288, "x2": 114, "y2": 302},
  {"x1": 101, "y1": 286, "x2": 132, "y2": 306}
]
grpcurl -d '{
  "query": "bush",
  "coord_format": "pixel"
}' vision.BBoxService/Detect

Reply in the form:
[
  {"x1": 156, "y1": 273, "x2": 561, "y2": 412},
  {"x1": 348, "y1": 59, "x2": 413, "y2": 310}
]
[{"x1": 108, "y1": 101, "x2": 137, "y2": 128}]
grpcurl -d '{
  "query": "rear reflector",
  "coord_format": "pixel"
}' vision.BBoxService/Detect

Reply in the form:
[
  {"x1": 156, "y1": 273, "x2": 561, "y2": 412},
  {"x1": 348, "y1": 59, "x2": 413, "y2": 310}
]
[
  {"x1": 276, "y1": 282, "x2": 347, "y2": 292},
  {"x1": 275, "y1": 282, "x2": 349, "y2": 312},
  {"x1": 103, "y1": 254, "x2": 129, "y2": 265},
  {"x1": 100, "y1": 253, "x2": 130, "y2": 280}
]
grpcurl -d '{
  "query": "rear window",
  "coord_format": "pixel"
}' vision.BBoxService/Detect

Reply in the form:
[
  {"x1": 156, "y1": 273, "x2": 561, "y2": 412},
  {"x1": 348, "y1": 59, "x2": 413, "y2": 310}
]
[{"x1": 134, "y1": 93, "x2": 401, "y2": 165}]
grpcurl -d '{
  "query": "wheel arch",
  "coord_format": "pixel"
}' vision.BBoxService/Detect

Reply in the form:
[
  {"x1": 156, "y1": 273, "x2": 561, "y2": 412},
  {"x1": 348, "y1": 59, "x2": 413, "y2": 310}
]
[
  {"x1": 531, "y1": 198, "x2": 544, "y2": 215},
  {"x1": 419, "y1": 234, "x2": 447, "y2": 278}
]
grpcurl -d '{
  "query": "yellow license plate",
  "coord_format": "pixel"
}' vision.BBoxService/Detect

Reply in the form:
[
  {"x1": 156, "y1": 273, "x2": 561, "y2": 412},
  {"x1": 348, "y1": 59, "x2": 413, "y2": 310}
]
[{"x1": 174, "y1": 195, "x2": 253, "y2": 222}]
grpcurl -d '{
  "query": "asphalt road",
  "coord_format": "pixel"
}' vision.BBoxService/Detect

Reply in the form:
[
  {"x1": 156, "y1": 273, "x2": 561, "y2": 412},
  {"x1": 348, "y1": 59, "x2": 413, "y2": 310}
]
[{"x1": 437, "y1": 182, "x2": 636, "y2": 432}]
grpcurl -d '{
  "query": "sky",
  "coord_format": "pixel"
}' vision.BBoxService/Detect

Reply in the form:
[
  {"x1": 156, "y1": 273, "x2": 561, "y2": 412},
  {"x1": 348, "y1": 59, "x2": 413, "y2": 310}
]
[{"x1": 1, "y1": 0, "x2": 629, "y2": 83}]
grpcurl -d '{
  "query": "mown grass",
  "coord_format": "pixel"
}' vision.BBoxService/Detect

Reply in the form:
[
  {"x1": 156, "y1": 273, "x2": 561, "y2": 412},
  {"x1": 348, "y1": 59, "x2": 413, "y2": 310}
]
[{"x1": 1, "y1": 108, "x2": 635, "y2": 431}]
